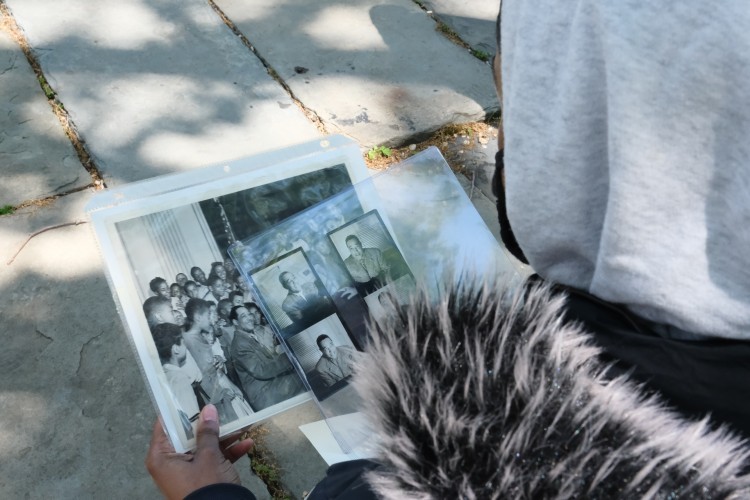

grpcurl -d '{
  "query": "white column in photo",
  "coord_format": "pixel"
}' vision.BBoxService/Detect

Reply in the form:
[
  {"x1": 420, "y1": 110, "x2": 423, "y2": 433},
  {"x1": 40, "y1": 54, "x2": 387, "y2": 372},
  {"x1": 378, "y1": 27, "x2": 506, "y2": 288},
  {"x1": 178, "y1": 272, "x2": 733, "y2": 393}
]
[{"x1": 118, "y1": 204, "x2": 222, "y2": 303}]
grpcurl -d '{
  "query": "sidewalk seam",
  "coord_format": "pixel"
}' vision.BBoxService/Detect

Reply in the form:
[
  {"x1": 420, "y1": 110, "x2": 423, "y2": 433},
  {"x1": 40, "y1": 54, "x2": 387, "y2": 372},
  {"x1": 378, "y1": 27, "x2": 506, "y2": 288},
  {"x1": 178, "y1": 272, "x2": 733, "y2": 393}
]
[
  {"x1": 0, "y1": 1, "x2": 107, "y2": 189},
  {"x1": 410, "y1": 0, "x2": 493, "y2": 63},
  {"x1": 207, "y1": 0, "x2": 329, "y2": 135}
]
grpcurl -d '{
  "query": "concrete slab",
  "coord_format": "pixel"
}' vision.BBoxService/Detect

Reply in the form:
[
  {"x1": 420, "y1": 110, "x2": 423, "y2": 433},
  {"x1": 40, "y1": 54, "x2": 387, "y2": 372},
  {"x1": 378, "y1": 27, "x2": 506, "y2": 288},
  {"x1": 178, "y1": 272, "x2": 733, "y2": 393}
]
[
  {"x1": 260, "y1": 401, "x2": 330, "y2": 499},
  {"x1": 422, "y1": 0, "x2": 500, "y2": 56},
  {"x1": 214, "y1": 0, "x2": 498, "y2": 148},
  {"x1": 0, "y1": 192, "x2": 270, "y2": 499},
  {"x1": 3, "y1": 0, "x2": 321, "y2": 186},
  {"x1": 0, "y1": 26, "x2": 89, "y2": 207}
]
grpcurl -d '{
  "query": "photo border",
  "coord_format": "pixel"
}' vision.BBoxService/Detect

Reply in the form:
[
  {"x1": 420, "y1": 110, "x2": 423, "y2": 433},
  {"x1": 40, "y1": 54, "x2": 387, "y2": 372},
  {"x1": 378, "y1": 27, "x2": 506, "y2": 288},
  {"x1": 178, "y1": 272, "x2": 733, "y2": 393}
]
[
  {"x1": 326, "y1": 209, "x2": 414, "y2": 297},
  {"x1": 248, "y1": 247, "x2": 338, "y2": 337},
  {"x1": 86, "y1": 137, "x2": 369, "y2": 453}
]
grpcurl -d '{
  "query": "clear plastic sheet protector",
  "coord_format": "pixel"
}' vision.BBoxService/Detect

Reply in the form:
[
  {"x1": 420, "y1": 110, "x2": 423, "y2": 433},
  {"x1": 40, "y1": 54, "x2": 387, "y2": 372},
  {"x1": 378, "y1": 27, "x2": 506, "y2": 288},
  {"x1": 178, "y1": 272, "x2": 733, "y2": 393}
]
[
  {"x1": 86, "y1": 136, "x2": 372, "y2": 453},
  {"x1": 228, "y1": 146, "x2": 521, "y2": 456}
]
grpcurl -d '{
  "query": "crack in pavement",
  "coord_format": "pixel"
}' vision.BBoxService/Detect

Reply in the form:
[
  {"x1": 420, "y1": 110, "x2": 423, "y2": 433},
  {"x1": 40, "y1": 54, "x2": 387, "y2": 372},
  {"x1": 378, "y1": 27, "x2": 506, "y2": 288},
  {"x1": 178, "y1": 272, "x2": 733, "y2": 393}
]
[
  {"x1": 0, "y1": 53, "x2": 17, "y2": 75},
  {"x1": 35, "y1": 328, "x2": 53, "y2": 342},
  {"x1": 76, "y1": 330, "x2": 105, "y2": 376},
  {"x1": 51, "y1": 174, "x2": 81, "y2": 193},
  {"x1": 206, "y1": 0, "x2": 328, "y2": 135}
]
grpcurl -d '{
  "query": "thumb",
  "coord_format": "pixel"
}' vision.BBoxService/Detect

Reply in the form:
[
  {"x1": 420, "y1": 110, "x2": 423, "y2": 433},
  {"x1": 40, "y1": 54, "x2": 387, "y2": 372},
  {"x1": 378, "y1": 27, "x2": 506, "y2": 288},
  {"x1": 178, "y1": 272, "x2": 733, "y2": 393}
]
[{"x1": 195, "y1": 404, "x2": 221, "y2": 455}]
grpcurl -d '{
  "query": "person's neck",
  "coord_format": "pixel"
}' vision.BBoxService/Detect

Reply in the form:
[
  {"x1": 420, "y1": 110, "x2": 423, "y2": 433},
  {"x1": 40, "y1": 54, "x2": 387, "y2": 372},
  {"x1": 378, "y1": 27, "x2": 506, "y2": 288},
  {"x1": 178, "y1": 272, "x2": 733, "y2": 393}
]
[
  {"x1": 166, "y1": 357, "x2": 184, "y2": 368},
  {"x1": 186, "y1": 324, "x2": 205, "y2": 336}
]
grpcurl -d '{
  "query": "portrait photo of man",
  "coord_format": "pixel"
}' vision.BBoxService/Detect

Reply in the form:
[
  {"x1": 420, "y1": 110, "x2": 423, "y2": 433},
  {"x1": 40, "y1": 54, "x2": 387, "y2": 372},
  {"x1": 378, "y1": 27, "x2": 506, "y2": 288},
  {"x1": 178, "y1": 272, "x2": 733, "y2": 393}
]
[
  {"x1": 313, "y1": 334, "x2": 359, "y2": 388},
  {"x1": 342, "y1": 235, "x2": 390, "y2": 295},
  {"x1": 279, "y1": 271, "x2": 332, "y2": 327},
  {"x1": 328, "y1": 210, "x2": 413, "y2": 297},
  {"x1": 285, "y1": 315, "x2": 363, "y2": 401},
  {"x1": 250, "y1": 248, "x2": 336, "y2": 336}
]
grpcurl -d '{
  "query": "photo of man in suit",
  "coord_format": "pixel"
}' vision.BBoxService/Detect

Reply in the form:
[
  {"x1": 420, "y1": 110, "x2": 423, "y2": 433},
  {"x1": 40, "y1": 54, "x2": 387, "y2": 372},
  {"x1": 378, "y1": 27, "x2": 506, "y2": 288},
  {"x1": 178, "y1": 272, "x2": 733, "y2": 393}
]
[
  {"x1": 342, "y1": 235, "x2": 390, "y2": 295},
  {"x1": 279, "y1": 271, "x2": 332, "y2": 327},
  {"x1": 314, "y1": 334, "x2": 359, "y2": 388}
]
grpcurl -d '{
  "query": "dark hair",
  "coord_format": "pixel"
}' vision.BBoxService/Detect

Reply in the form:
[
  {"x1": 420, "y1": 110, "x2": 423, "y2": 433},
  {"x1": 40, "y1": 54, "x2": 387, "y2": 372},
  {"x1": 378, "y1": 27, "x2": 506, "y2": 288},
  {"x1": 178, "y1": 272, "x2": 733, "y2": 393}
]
[
  {"x1": 143, "y1": 296, "x2": 172, "y2": 326},
  {"x1": 170, "y1": 282, "x2": 181, "y2": 290},
  {"x1": 218, "y1": 299, "x2": 233, "y2": 315},
  {"x1": 152, "y1": 323, "x2": 183, "y2": 363},
  {"x1": 190, "y1": 266, "x2": 203, "y2": 276},
  {"x1": 149, "y1": 277, "x2": 167, "y2": 293},
  {"x1": 229, "y1": 290, "x2": 244, "y2": 301},
  {"x1": 184, "y1": 298, "x2": 209, "y2": 329},
  {"x1": 316, "y1": 334, "x2": 331, "y2": 350},
  {"x1": 278, "y1": 271, "x2": 292, "y2": 288},
  {"x1": 229, "y1": 305, "x2": 247, "y2": 323},
  {"x1": 208, "y1": 262, "x2": 227, "y2": 282},
  {"x1": 345, "y1": 235, "x2": 361, "y2": 246},
  {"x1": 208, "y1": 275, "x2": 223, "y2": 288}
]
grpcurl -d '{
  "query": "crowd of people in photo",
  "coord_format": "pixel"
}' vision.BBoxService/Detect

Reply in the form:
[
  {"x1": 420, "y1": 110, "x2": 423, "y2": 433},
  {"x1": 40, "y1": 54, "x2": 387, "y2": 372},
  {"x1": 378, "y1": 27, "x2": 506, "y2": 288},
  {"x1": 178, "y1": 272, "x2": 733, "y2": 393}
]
[{"x1": 142, "y1": 258, "x2": 305, "y2": 427}]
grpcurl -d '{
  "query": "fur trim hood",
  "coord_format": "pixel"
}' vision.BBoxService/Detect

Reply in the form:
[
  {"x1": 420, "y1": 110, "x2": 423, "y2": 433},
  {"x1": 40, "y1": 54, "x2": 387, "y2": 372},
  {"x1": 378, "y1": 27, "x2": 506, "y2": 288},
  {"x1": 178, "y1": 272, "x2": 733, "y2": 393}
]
[{"x1": 354, "y1": 281, "x2": 750, "y2": 499}]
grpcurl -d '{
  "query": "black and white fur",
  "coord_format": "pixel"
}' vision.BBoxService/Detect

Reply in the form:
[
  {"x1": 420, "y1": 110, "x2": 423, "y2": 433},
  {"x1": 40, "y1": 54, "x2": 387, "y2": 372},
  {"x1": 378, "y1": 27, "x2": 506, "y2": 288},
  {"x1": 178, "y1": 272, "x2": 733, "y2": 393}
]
[{"x1": 354, "y1": 281, "x2": 750, "y2": 499}]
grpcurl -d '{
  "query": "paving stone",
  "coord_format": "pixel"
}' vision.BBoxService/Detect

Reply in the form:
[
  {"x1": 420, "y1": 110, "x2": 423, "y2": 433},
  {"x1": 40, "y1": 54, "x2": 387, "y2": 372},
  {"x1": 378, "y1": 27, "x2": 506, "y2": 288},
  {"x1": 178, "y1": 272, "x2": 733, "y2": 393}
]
[
  {"x1": 260, "y1": 401, "x2": 330, "y2": 499},
  {"x1": 214, "y1": 0, "x2": 498, "y2": 148},
  {"x1": 422, "y1": 0, "x2": 500, "y2": 56},
  {"x1": 0, "y1": 27, "x2": 89, "y2": 206},
  {"x1": 0, "y1": 191, "x2": 270, "y2": 499},
  {"x1": 0, "y1": 191, "x2": 157, "y2": 499},
  {"x1": 3, "y1": 0, "x2": 321, "y2": 186}
]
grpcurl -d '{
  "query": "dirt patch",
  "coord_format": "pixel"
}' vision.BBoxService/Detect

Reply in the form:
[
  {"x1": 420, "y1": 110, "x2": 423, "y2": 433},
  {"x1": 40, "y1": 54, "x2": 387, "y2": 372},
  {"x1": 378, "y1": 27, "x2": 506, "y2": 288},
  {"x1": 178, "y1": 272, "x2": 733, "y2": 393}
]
[
  {"x1": 364, "y1": 116, "x2": 501, "y2": 176},
  {"x1": 245, "y1": 425, "x2": 294, "y2": 500}
]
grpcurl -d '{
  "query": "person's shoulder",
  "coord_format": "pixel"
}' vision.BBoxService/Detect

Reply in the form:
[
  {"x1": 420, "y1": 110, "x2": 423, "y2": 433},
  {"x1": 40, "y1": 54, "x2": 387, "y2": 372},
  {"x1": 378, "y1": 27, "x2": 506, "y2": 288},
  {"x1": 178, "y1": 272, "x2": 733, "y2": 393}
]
[
  {"x1": 163, "y1": 363, "x2": 192, "y2": 383},
  {"x1": 230, "y1": 330, "x2": 249, "y2": 349},
  {"x1": 183, "y1": 329, "x2": 201, "y2": 342}
]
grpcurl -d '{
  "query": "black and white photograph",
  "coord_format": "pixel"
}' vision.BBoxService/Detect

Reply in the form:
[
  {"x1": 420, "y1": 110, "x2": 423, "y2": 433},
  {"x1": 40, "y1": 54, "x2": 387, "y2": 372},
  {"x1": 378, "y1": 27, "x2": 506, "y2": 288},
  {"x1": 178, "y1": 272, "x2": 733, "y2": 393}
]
[
  {"x1": 363, "y1": 275, "x2": 417, "y2": 325},
  {"x1": 286, "y1": 315, "x2": 364, "y2": 401},
  {"x1": 229, "y1": 186, "x2": 373, "y2": 349},
  {"x1": 199, "y1": 165, "x2": 354, "y2": 257},
  {"x1": 250, "y1": 248, "x2": 337, "y2": 337},
  {"x1": 87, "y1": 137, "x2": 369, "y2": 452},
  {"x1": 226, "y1": 301, "x2": 306, "y2": 412},
  {"x1": 327, "y1": 210, "x2": 413, "y2": 297}
]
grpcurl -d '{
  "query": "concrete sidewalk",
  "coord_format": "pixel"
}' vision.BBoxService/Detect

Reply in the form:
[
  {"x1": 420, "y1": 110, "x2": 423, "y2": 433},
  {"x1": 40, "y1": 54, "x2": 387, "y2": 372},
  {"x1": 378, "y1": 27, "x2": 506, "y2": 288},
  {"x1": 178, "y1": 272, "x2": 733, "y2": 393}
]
[{"x1": 0, "y1": 1, "x2": 503, "y2": 498}]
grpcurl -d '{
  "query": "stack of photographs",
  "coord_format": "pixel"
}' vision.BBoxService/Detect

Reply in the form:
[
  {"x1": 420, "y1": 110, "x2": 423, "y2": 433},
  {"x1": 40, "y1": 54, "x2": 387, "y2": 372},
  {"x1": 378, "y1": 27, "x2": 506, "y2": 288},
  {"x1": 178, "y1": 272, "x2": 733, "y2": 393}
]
[
  {"x1": 87, "y1": 136, "x2": 514, "y2": 454},
  {"x1": 87, "y1": 136, "x2": 374, "y2": 452}
]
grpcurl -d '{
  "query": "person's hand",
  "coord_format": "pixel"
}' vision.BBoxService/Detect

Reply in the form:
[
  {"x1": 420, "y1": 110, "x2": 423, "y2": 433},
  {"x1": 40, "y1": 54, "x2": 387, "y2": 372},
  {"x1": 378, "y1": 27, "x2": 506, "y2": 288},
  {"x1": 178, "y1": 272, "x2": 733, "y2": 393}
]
[
  {"x1": 146, "y1": 404, "x2": 254, "y2": 499},
  {"x1": 212, "y1": 357, "x2": 225, "y2": 371}
]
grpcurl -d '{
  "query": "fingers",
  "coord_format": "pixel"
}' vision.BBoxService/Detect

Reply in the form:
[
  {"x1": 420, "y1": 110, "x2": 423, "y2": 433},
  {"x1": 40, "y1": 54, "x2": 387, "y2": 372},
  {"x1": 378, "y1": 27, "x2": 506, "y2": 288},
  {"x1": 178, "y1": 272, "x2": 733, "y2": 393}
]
[
  {"x1": 195, "y1": 404, "x2": 221, "y2": 455},
  {"x1": 146, "y1": 418, "x2": 174, "y2": 474},
  {"x1": 222, "y1": 437, "x2": 254, "y2": 463}
]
